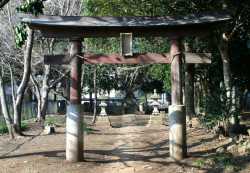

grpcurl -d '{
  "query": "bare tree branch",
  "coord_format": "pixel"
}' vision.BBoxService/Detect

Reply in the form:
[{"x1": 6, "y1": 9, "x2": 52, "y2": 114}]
[{"x1": 0, "y1": 0, "x2": 10, "y2": 9}]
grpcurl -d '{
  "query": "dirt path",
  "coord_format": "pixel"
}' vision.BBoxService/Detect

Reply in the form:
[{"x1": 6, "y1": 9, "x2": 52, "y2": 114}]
[{"x1": 0, "y1": 115, "x2": 248, "y2": 173}]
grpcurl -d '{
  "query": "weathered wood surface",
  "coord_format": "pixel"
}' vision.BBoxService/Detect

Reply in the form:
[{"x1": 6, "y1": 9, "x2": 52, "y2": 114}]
[
  {"x1": 169, "y1": 39, "x2": 187, "y2": 160},
  {"x1": 21, "y1": 12, "x2": 231, "y2": 38},
  {"x1": 170, "y1": 39, "x2": 183, "y2": 105},
  {"x1": 66, "y1": 41, "x2": 83, "y2": 162},
  {"x1": 44, "y1": 53, "x2": 211, "y2": 65},
  {"x1": 185, "y1": 53, "x2": 211, "y2": 64}
]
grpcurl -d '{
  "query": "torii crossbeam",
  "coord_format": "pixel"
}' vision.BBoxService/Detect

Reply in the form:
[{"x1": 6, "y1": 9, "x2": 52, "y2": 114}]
[{"x1": 21, "y1": 12, "x2": 231, "y2": 162}]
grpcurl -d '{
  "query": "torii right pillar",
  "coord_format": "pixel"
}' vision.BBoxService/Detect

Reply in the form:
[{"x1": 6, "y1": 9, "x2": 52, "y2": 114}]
[{"x1": 169, "y1": 38, "x2": 187, "y2": 160}]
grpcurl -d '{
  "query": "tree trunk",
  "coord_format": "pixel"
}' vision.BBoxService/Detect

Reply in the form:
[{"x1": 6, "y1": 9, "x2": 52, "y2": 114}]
[
  {"x1": 218, "y1": 37, "x2": 239, "y2": 126},
  {"x1": 0, "y1": 76, "x2": 14, "y2": 139},
  {"x1": 13, "y1": 28, "x2": 34, "y2": 134},
  {"x1": 92, "y1": 66, "x2": 97, "y2": 124},
  {"x1": 40, "y1": 65, "x2": 51, "y2": 122},
  {"x1": 194, "y1": 81, "x2": 200, "y2": 115},
  {"x1": 230, "y1": 86, "x2": 239, "y2": 125},
  {"x1": 218, "y1": 39, "x2": 231, "y2": 100},
  {"x1": 185, "y1": 64, "x2": 195, "y2": 125},
  {"x1": 89, "y1": 92, "x2": 93, "y2": 112},
  {"x1": 30, "y1": 74, "x2": 42, "y2": 121}
]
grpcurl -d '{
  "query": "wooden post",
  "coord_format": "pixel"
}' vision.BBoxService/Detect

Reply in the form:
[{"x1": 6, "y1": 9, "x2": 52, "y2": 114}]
[
  {"x1": 169, "y1": 38, "x2": 187, "y2": 160},
  {"x1": 185, "y1": 64, "x2": 195, "y2": 125},
  {"x1": 66, "y1": 40, "x2": 83, "y2": 162}
]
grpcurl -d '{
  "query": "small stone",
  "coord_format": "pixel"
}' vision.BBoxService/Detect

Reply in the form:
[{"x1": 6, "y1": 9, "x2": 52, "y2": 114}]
[
  {"x1": 119, "y1": 167, "x2": 135, "y2": 173},
  {"x1": 216, "y1": 147, "x2": 225, "y2": 153},
  {"x1": 247, "y1": 129, "x2": 250, "y2": 136},
  {"x1": 143, "y1": 165, "x2": 153, "y2": 169},
  {"x1": 228, "y1": 137, "x2": 234, "y2": 143},
  {"x1": 238, "y1": 145, "x2": 247, "y2": 154},
  {"x1": 226, "y1": 144, "x2": 237, "y2": 152}
]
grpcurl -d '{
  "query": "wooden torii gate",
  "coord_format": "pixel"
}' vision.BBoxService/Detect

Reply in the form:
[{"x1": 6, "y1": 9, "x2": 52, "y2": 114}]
[{"x1": 22, "y1": 12, "x2": 231, "y2": 162}]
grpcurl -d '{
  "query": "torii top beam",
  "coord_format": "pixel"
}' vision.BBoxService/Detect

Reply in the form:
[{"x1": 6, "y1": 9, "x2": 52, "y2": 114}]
[{"x1": 21, "y1": 12, "x2": 231, "y2": 38}]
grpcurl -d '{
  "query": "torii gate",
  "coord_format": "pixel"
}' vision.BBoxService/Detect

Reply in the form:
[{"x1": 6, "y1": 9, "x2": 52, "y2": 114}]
[{"x1": 22, "y1": 12, "x2": 231, "y2": 162}]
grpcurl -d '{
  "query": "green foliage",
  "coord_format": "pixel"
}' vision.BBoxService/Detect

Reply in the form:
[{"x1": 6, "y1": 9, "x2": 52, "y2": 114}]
[
  {"x1": 200, "y1": 114, "x2": 222, "y2": 129},
  {"x1": 0, "y1": 123, "x2": 8, "y2": 134},
  {"x1": 83, "y1": 0, "x2": 174, "y2": 94},
  {"x1": 148, "y1": 65, "x2": 171, "y2": 91},
  {"x1": 82, "y1": 0, "x2": 249, "y2": 124},
  {"x1": 15, "y1": 0, "x2": 44, "y2": 48},
  {"x1": 21, "y1": 121, "x2": 28, "y2": 131},
  {"x1": 211, "y1": 153, "x2": 241, "y2": 172},
  {"x1": 14, "y1": 23, "x2": 28, "y2": 48},
  {"x1": 0, "y1": 121, "x2": 28, "y2": 134},
  {"x1": 16, "y1": 0, "x2": 44, "y2": 15},
  {"x1": 82, "y1": 64, "x2": 118, "y2": 93},
  {"x1": 45, "y1": 116, "x2": 57, "y2": 126},
  {"x1": 193, "y1": 159, "x2": 206, "y2": 168}
]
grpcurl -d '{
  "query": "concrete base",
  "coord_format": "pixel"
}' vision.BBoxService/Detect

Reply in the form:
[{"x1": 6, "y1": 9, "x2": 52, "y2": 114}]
[
  {"x1": 160, "y1": 111, "x2": 167, "y2": 124},
  {"x1": 152, "y1": 106, "x2": 160, "y2": 115},
  {"x1": 169, "y1": 105, "x2": 187, "y2": 160},
  {"x1": 95, "y1": 116, "x2": 111, "y2": 127},
  {"x1": 43, "y1": 125, "x2": 55, "y2": 135},
  {"x1": 148, "y1": 115, "x2": 164, "y2": 125},
  {"x1": 66, "y1": 104, "x2": 83, "y2": 162},
  {"x1": 100, "y1": 107, "x2": 107, "y2": 116}
]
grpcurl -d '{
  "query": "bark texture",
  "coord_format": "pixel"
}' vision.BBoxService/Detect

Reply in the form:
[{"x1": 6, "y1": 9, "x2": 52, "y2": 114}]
[
  {"x1": 185, "y1": 64, "x2": 195, "y2": 124},
  {"x1": 169, "y1": 38, "x2": 187, "y2": 160},
  {"x1": 170, "y1": 39, "x2": 183, "y2": 105},
  {"x1": 92, "y1": 66, "x2": 97, "y2": 124},
  {"x1": 13, "y1": 28, "x2": 34, "y2": 134},
  {"x1": 0, "y1": 0, "x2": 10, "y2": 8},
  {"x1": 31, "y1": 74, "x2": 42, "y2": 121},
  {"x1": 0, "y1": 76, "x2": 14, "y2": 139},
  {"x1": 40, "y1": 65, "x2": 51, "y2": 121},
  {"x1": 218, "y1": 35, "x2": 239, "y2": 130}
]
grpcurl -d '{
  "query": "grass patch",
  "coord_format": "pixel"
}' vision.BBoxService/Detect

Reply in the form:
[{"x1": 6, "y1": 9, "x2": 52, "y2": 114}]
[
  {"x1": 82, "y1": 122, "x2": 94, "y2": 134},
  {"x1": 21, "y1": 121, "x2": 28, "y2": 131},
  {"x1": 45, "y1": 116, "x2": 57, "y2": 126},
  {"x1": 45, "y1": 115, "x2": 65, "y2": 126},
  {"x1": 0, "y1": 121, "x2": 28, "y2": 134},
  {"x1": 0, "y1": 123, "x2": 9, "y2": 134},
  {"x1": 193, "y1": 153, "x2": 241, "y2": 172},
  {"x1": 211, "y1": 153, "x2": 241, "y2": 172},
  {"x1": 193, "y1": 159, "x2": 206, "y2": 168}
]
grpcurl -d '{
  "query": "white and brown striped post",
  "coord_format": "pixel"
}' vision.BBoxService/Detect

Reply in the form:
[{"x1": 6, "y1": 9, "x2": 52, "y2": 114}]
[
  {"x1": 66, "y1": 40, "x2": 83, "y2": 162},
  {"x1": 169, "y1": 38, "x2": 187, "y2": 160}
]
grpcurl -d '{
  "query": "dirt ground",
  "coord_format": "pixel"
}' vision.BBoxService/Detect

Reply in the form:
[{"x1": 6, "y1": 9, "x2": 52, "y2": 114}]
[{"x1": 0, "y1": 114, "x2": 250, "y2": 173}]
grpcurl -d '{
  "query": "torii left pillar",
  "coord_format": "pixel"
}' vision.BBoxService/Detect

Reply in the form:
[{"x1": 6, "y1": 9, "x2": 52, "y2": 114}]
[
  {"x1": 169, "y1": 38, "x2": 187, "y2": 160},
  {"x1": 66, "y1": 40, "x2": 83, "y2": 162}
]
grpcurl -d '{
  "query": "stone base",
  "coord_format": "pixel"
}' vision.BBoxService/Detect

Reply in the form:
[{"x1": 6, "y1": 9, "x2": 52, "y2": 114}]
[
  {"x1": 148, "y1": 115, "x2": 164, "y2": 126},
  {"x1": 43, "y1": 125, "x2": 56, "y2": 135},
  {"x1": 95, "y1": 116, "x2": 111, "y2": 127},
  {"x1": 169, "y1": 105, "x2": 187, "y2": 160},
  {"x1": 160, "y1": 111, "x2": 167, "y2": 124}
]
